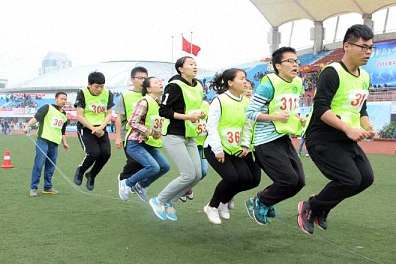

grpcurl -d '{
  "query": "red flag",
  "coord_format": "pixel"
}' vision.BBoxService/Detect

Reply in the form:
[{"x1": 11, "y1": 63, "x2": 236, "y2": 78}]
[{"x1": 182, "y1": 36, "x2": 201, "y2": 56}]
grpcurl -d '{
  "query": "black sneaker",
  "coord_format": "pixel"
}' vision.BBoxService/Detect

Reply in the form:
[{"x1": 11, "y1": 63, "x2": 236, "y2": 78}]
[
  {"x1": 297, "y1": 201, "x2": 314, "y2": 235},
  {"x1": 85, "y1": 173, "x2": 95, "y2": 191},
  {"x1": 73, "y1": 167, "x2": 83, "y2": 186},
  {"x1": 315, "y1": 211, "x2": 329, "y2": 230}
]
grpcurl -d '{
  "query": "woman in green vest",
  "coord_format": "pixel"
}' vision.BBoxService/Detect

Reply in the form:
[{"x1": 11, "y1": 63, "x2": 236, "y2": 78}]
[
  {"x1": 149, "y1": 56, "x2": 205, "y2": 221},
  {"x1": 118, "y1": 77, "x2": 170, "y2": 203},
  {"x1": 203, "y1": 68, "x2": 261, "y2": 225}
]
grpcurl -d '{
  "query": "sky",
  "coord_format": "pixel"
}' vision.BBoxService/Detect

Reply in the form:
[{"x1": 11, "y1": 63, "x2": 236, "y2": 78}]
[{"x1": 0, "y1": 0, "x2": 395, "y2": 86}]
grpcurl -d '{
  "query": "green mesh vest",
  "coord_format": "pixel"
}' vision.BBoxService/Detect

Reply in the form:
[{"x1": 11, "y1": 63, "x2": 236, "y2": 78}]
[{"x1": 83, "y1": 87, "x2": 109, "y2": 126}]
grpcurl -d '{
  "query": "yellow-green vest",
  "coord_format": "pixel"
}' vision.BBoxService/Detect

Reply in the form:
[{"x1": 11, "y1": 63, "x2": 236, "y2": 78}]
[
  {"x1": 170, "y1": 79, "x2": 203, "y2": 138},
  {"x1": 41, "y1": 105, "x2": 67, "y2": 144},
  {"x1": 328, "y1": 62, "x2": 370, "y2": 128},
  {"x1": 267, "y1": 73, "x2": 304, "y2": 136},
  {"x1": 83, "y1": 87, "x2": 109, "y2": 126},
  {"x1": 217, "y1": 93, "x2": 249, "y2": 156}
]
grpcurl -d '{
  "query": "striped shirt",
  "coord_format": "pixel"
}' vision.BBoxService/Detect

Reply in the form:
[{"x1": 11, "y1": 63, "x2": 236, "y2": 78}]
[{"x1": 243, "y1": 75, "x2": 284, "y2": 146}]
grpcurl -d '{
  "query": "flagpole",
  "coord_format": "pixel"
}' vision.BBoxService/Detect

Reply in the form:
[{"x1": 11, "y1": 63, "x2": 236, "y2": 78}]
[
  {"x1": 190, "y1": 31, "x2": 193, "y2": 54},
  {"x1": 171, "y1": 35, "x2": 174, "y2": 62}
]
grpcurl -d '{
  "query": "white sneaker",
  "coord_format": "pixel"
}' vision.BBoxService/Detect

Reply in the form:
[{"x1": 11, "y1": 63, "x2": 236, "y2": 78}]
[
  {"x1": 228, "y1": 199, "x2": 235, "y2": 210},
  {"x1": 118, "y1": 179, "x2": 131, "y2": 201},
  {"x1": 218, "y1": 202, "x2": 230, "y2": 220},
  {"x1": 203, "y1": 204, "x2": 222, "y2": 224}
]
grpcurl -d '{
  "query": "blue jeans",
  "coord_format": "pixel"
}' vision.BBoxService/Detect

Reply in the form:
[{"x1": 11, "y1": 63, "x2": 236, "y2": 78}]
[
  {"x1": 125, "y1": 140, "x2": 170, "y2": 188},
  {"x1": 30, "y1": 138, "x2": 58, "y2": 190},
  {"x1": 198, "y1": 146, "x2": 208, "y2": 179}
]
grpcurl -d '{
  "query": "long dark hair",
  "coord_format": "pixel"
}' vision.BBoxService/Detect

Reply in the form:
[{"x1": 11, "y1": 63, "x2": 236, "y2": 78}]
[
  {"x1": 209, "y1": 68, "x2": 245, "y2": 94},
  {"x1": 175, "y1": 56, "x2": 194, "y2": 75},
  {"x1": 141, "y1": 77, "x2": 154, "y2": 96}
]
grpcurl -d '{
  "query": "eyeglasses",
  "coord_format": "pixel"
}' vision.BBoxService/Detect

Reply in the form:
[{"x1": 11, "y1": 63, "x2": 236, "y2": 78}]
[
  {"x1": 281, "y1": 58, "x2": 300, "y2": 65},
  {"x1": 132, "y1": 76, "x2": 146, "y2": 80},
  {"x1": 348, "y1": 42, "x2": 375, "y2": 52}
]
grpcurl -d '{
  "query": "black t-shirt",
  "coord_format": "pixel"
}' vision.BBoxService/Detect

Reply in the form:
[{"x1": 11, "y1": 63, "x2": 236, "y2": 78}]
[
  {"x1": 159, "y1": 75, "x2": 200, "y2": 136},
  {"x1": 34, "y1": 104, "x2": 68, "y2": 141},
  {"x1": 305, "y1": 61, "x2": 368, "y2": 144},
  {"x1": 74, "y1": 88, "x2": 114, "y2": 129}
]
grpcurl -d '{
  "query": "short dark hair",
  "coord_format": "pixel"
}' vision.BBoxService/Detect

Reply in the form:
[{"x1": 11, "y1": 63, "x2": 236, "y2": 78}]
[
  {"x1": 131, "y1": 66, "x2": 148, "y2": 78},
  {"x1": 175, "y1": 56, "x2": 194, "y2": 75},
  {"x1": 210, "y1": 68, "x2": 246, "y2": 94},
  {"x1": 272, "y1": 47, "x2": 296, "y2": 74},
  {"x1": 88, "y1": 72, "x2": 105, "y2": 85},
  {"x1": 141, "y1": 77, "x2": 154, "y2": 96},
  {"x1": 55, "y1": 91, "x2": 67, "y2": 98},
  {"x1": 343, "y1": 24, "x2": 374, "y2": 44}
]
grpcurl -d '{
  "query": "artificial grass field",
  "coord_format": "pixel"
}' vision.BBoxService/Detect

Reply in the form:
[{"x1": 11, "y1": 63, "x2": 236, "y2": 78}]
[{"x1": 0, "y1": 135, "x2": 395, "y2": 264}]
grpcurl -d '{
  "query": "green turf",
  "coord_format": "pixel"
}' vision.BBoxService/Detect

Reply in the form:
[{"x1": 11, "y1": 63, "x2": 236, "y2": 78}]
[{"x1": 0, "y1": 135, "x2": 395, "y2": 264}]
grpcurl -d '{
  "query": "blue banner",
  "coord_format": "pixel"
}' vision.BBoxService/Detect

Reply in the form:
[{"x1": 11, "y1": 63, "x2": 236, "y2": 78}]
[{"x1": 363, "y1": 39, "x2": 396, "y2": 89}]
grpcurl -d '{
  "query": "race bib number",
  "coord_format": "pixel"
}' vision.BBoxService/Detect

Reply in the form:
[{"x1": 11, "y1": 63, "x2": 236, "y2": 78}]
[
  {"x1": 349, "y1": 90, "x2": 368, "y2": 111},
  {"x1": 150, "y1": 116, "x2": 164, "y2": 133},
  {"x1": 51, "y1": 118, "x2": 64, "y2": 129},
  {"x1": 277, "y1": 94, "x2": 299, "y2": 112},
  {"x1": 88, "y1": 103, "x2": 106, "y2": 114},
  {"x1": 196, "y1": 120, "x2": 207, "y2": 136},
  {"x1": 222, "y1": 128, "x2": 241, "y2": 146}
]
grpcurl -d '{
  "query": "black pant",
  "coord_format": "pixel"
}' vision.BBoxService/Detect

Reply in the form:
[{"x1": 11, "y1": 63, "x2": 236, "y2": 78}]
[
  {"x1": 306, "y1": 140, "x2": 374, "y2": 216},
  {"x1": 254, "y1": 136, "x2": 305, "y2": 206},
  {"x1": 204, "y1": 146, "x2": 261, "y2": 208},
  {"x1": 119, "y1": 142, "x2": 142, "y2": 181},
  {"x1": 77, "y1": 127, "x2": 111, "y2": 178}
]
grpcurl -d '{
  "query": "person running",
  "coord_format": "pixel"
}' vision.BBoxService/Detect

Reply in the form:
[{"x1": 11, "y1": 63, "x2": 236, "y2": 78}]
[
  {"x1": 203, "y1": 68, "x2": 261, "y2": 224},
  {"x1": 115, "y1": 67, "x2": 148, "y2": 187},
  {"x1": 244, "y1": 47, "x2": 306, "y2": 225},
  {"x1": 73, "y1": 72, "x2": 114, "y2": 191},
  {"x1": 298, "y1": 24, "x2": 375, "y2": 235},
  {"x1": 149, "y1": 56, "x2": 205, "y2": 221},
  {"x1": 118, "y1": 77, "x2": 170, "y2": 202},
  {"x1": 26, "y1": 92, "x2": 69, "y2": 197},
  {"x1": 179, "y1": 96, "x2": 210, "y2": 202}
]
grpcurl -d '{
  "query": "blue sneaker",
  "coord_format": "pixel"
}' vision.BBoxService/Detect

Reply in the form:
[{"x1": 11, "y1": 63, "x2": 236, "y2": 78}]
[
  {"x1": 149, "y1": 197, "x2": 167, "y2": 220},
  {"x1": 133, "y1": 182, "x2": 148, "y2": 202},
  {"x1": 253, "y1": 198, "x2": 269, "y2": 225},
  {"x1": 267, "y1": 206, "x2": 277, "y2": 218},
  {"x1": 165, "y1": 203, "x2": 177, "y2": 221},
  {"x1": 245, "y1": 197, "x2": 255, "y2": 220}
]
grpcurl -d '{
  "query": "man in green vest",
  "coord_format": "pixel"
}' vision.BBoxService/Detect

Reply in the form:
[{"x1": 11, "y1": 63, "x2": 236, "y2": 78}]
[
  {"x1": 73, "y1": 72, "x2": 114, "y2": 191},
  {"x1": 115, "y1": 67, "x2": 148, "y2": 182},
  {"x1": 26, "y1": 92, "x2": 69, "y2": 197},
  {"x1": 298, "y1": 24, "x2": 375, "y2": 235},
  {"x1": 243, "y1": 46, "x2": 306, "y2": 225}
]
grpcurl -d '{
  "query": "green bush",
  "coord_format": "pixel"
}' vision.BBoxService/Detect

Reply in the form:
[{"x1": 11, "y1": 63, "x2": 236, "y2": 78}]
[{"x1": 379, "y1": 121, "x2": 396, "y2": 138}]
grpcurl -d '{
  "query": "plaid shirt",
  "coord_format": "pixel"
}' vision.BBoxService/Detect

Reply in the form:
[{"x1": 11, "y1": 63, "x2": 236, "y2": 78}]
[{"x1": 127, "y1": 96, "x2": 161, "y2": 142}]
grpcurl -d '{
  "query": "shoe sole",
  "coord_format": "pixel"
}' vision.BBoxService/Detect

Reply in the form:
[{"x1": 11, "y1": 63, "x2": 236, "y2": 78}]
[
  {"x1": 149, "y1": 199, "x2": 167, "y2": 221},
  {"x1": 297, "y1": 201, "x2": 313, "y2": 235},
  {"x1": 179, "y1": 197, "x2": 187, "y2": 203},
  {"x1": 245, "y1": 200, "x2": 254, "y2": 221},
  {"x1": 314, "y1": 218, "x2": 327, "y2": 231},
  {"x1": 42, "y1": 191, "x2": 57, "y2": 195},
  {"x1": 118, "y1": 183, "x2": 129, "y2": 202},
  {"x1": 203, "y1": 205, "x2": 221, "y2": 225}
]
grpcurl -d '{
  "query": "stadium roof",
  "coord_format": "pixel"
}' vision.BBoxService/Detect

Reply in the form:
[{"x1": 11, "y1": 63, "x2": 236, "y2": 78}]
[
  {"x1": 250, "y1": 0, "x2": 396, "y2": 27},
  {"x1": 2, "y1": 60, "x2": 215, "y2": 93}
]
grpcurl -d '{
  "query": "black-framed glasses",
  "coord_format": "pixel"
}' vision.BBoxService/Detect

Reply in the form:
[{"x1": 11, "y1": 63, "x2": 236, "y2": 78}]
[
  {"x1": 348, "y1": 42, "x2": 375, "y2": 52},
  {"x1": 132, "y1": 76, "x2": 146, "y2": 80},
  {"x1": 281, "y1": 58, "x2": 300, "y2": 65}
]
